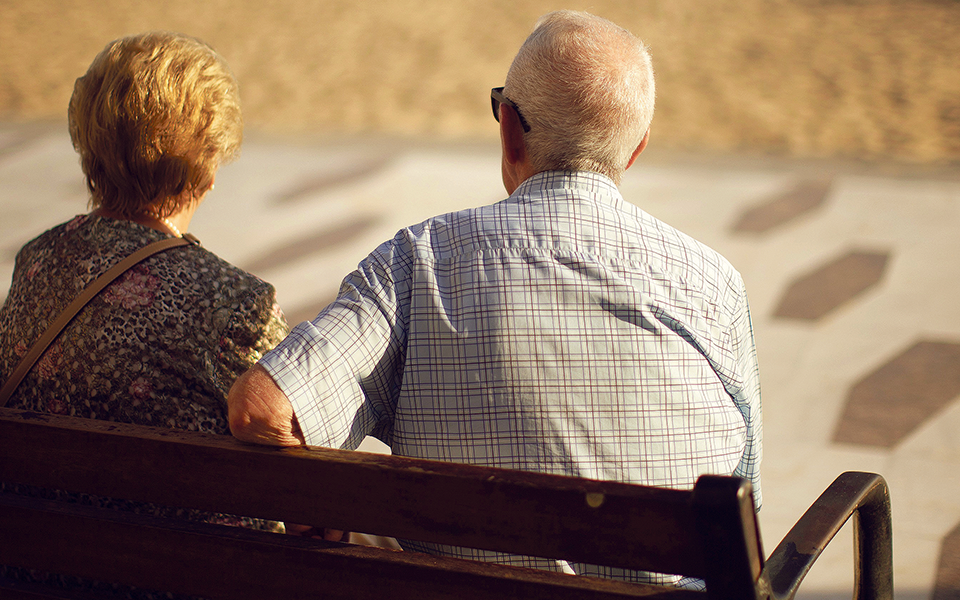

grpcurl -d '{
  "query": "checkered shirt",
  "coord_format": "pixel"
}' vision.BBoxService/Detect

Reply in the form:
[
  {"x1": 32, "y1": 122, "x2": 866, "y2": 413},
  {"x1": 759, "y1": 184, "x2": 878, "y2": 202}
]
[{"x1": 261, "y1": 170, "x2": 762, "y2": 585}]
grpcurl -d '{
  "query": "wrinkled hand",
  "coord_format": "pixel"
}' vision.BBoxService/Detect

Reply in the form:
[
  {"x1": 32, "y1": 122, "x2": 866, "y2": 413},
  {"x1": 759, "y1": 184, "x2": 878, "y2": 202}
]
[
  {"x1": 285, "y1": 522, "x2": 350, "y2": 542},
  {"x1": 228, "y1": 365, "x2": 305, "y2": 447}
]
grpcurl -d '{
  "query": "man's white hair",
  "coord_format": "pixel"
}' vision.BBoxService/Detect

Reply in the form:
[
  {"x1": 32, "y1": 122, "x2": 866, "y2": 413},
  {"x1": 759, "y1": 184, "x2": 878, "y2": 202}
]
[{"x1": 504, "y1": 10, "x2": 655, "y2": 184}]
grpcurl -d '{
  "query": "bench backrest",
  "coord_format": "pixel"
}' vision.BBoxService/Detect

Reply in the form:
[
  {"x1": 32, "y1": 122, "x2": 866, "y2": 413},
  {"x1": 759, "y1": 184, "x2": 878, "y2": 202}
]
[{"x1": 0, "y1": 407, "x2": 766, "y2": 599}]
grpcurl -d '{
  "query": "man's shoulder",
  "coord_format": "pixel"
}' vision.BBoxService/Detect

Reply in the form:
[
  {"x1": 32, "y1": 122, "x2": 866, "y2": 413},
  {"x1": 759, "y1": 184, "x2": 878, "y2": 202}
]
[
  {"x1": 369, "y1": 200, "x2": 512, "y2": 260},
  {"x1": 654, "y1": 216, "x2": 742, "y2": 283},
  {"x1": 602, "y1": 194, "x2": 746, "y2": 301}
]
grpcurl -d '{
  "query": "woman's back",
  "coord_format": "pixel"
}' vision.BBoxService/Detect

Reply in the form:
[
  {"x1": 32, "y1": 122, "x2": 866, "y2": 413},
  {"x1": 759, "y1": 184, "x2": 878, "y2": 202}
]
[
  {"x1": 0, "y1": 214, "x2": 287, "y2": 430},
  {"x1": 0, "y1": 214, "x2": 288, "y2": 599}
]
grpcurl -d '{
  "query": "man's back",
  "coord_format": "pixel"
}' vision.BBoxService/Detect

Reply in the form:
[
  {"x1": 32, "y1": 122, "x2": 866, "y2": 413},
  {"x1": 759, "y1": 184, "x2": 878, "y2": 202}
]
[
  {"x1": 268, "y1": 171, "x2": 760, "y2": 494},
  {"x1": 390, "y1": 171, "x2": 758, "y2": 485}
]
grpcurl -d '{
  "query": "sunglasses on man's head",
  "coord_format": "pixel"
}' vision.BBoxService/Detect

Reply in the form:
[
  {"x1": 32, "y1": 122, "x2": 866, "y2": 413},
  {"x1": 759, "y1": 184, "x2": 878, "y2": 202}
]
[{"x1": 490, "y1": 87, "x2": 531, "y2": 133}]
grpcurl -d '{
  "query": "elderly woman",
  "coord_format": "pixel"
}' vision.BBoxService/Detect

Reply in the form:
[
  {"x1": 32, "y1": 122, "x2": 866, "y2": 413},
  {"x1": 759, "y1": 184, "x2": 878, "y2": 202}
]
[{"x1": 0, "y1": 31, "x2": 287, "y2": 596}]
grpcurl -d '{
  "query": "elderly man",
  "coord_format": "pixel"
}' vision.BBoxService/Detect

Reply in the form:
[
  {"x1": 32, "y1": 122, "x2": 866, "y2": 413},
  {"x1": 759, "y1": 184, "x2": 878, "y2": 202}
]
[{"x1": 229, "y1": 10, "x2": 761, "y2": 585}]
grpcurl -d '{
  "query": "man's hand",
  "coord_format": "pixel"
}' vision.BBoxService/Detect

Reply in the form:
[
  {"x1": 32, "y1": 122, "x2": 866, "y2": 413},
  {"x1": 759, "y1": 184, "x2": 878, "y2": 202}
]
[{"x1": 228, "y1": 365, "x2": 305, "y2": 446}]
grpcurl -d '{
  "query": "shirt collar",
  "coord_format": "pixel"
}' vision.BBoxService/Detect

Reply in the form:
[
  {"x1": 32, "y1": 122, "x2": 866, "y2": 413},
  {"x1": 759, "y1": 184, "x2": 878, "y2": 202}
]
[{"x1": 511, "y1": 170, "x2": 623, "y2": 205}]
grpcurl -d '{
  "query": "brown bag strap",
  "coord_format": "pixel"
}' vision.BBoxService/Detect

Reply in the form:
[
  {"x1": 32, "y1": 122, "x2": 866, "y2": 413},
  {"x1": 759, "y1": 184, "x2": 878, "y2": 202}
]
[{"x1": 0, "y1": 234, "x2": 199, "y2": 407}]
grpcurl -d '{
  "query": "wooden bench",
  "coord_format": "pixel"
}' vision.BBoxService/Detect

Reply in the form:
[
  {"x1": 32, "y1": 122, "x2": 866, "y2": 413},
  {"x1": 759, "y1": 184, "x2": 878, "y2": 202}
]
[{"x1": 0, "y1": 407, "x2": 892, "y2": 600}]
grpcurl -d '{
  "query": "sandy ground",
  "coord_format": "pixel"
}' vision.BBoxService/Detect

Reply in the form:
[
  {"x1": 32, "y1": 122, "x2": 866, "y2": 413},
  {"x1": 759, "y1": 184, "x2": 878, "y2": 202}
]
[{"x1": 1, "y1": 0, "x2": 959, "y2": 164}]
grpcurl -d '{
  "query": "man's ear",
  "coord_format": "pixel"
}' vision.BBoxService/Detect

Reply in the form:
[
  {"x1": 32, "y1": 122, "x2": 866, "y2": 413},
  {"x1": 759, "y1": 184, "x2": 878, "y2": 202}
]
[
  {"x1": 625, "y1": 129, "x2": 651, "y2": 171},
  {"x1": 500, "y1": 104, "x2": 528, "y2": 166}
]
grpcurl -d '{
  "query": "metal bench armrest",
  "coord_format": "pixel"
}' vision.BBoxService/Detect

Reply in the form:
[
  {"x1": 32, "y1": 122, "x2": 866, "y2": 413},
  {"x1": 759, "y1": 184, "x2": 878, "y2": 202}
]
[{"x1": 761, "y1": 471, "x2": 893, "y2": 600}]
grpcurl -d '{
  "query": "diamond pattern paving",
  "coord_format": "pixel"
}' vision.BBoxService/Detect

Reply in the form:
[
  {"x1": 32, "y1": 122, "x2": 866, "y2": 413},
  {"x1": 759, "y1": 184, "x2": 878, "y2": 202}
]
[
  {"x1": 772, "y1": 250, "x2": 890, "y2": 321},
  {"x1": 935, "y1": 519, "x2": 960, "y2": 600},
  {"x1": 834, "y1": 340, "x2": 960, "y2": 447},
  {"x1": 0, "y1": 126, "x2": 45, "y2": 161},
  {"x1": 241, "y1": 214, "x2": 380, "y2": 274},
  {"x1": 272, "y1": 154, "x2": 395, "y2": 205},
  {"x1": 732, "y1": 178, "x2": 832, "y2": 233}
]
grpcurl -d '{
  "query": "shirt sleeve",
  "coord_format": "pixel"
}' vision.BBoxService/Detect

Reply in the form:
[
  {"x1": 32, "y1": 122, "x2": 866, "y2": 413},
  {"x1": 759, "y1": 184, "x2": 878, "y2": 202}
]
[
  {"x1": 729, "y1": 281, "x2": 763, "y2": 511},
  {"x1": 259, "y1": 245, "x2": 407, "y2": 450}
]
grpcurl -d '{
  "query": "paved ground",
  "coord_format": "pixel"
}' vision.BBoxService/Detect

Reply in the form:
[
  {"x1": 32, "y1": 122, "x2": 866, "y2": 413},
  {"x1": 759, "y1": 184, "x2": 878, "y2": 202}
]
[{"x1": 2, "y1": 121, "x2": 959, "y2": 599}]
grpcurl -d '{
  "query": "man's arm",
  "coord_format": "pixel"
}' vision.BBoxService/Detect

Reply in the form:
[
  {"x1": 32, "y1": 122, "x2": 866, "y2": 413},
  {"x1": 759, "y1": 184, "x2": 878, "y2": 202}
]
[
  {"x1": 228, "y1": 364, "x2": 305, "y2": 446},
  {"x1": 229, "y1": 364, "x2": 348, "y2": 539}
]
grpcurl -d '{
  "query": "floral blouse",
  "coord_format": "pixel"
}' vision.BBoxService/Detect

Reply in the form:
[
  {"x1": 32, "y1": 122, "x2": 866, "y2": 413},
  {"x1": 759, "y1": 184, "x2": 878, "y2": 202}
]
[
  {"x1": 0, "y1": 214, "x2": 290, "y2": 597},
  {"x1": 1, "y1": 214, "x2": 289, "y2": 425}
]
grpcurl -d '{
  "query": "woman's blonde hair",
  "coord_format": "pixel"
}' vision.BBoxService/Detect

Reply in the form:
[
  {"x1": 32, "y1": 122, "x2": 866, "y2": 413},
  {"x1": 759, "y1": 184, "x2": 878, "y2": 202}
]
[{"x1": 68, "y1": 31, "x2": 242, "y2": 218}]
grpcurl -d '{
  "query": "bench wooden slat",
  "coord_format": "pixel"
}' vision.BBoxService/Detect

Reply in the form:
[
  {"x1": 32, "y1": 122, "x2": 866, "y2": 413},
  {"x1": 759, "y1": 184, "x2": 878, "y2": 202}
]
[
  {"x1": 0, "y1": 578, "x2": 105, "y2": 600},
  {"x1": 0, "y1": 492, "x2": 700, "y2": 600},
  {"x1": 0, "y1": 408, "x2": 708, "y2": 576}
]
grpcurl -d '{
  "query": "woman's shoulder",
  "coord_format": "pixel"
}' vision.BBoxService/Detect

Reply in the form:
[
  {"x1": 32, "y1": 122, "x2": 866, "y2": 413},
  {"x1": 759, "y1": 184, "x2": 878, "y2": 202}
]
[
  {"x1": 15, "y1": 215, "x2": 93, "y2": 259},
  {"x1": 158, "y1": 239, "x2": 288, "y2": 385},
  {"x1": 162, "y1": 238, "x2": 276, "y2": 302},
  {"x1": 16, "y1": 215, "x2": 168, "y2": 274},
  {"x1": 147, "y1": 236, "x2": 284, "y2": 339}
]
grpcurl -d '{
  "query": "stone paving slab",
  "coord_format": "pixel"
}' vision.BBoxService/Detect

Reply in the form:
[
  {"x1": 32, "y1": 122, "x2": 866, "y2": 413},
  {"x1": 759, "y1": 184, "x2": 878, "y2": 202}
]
[{"x1": 2, "y1": 122, "x2": 959, "y2": 599}]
